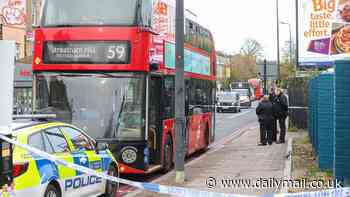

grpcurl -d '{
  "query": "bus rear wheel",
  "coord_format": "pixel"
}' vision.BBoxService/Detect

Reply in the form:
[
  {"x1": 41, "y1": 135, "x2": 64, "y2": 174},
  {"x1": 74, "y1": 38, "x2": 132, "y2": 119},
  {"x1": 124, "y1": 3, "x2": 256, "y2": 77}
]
[{"x1": 162, "y1": 135, "x2": 173, "y2": 173}]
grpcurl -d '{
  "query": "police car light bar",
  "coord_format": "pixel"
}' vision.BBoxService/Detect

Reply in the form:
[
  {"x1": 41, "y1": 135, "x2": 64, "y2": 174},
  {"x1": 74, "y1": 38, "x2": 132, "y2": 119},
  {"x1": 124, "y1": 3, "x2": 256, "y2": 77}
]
[{"x1": 12, "y1": 114, "x2": 57, "y2": 120}]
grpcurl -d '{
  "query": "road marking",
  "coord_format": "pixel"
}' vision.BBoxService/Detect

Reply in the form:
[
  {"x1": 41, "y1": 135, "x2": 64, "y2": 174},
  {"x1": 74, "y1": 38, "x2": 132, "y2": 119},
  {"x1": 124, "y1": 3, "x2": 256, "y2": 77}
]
[{"x1": 228, "y1": 110, "x2": 252, "y2": 119}]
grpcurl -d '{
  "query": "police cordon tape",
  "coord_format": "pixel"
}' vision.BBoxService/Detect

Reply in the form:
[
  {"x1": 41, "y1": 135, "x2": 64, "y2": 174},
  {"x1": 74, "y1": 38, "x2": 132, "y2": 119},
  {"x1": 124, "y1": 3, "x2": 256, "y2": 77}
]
[
  {"x1": 0, "y1": 134, "x2": 350, "y2": 197},
  {"x1": 288, "y1": 106, "x2": 308, "y2": 109}
]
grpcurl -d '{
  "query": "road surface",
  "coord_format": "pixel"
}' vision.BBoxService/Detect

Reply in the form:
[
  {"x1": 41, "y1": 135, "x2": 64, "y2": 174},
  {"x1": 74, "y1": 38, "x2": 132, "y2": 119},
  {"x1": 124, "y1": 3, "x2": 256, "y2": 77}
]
[{"x1": 214, "y1": 102, "x2": 258, "y2": 142}]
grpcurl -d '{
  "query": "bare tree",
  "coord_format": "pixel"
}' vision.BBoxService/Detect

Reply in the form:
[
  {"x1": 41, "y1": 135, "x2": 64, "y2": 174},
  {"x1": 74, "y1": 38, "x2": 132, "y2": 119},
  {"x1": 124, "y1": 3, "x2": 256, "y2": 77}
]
[
  {"x1": 240, "y1": 38, "x2": 264, "y2": 58},
  {"x1": 228, "y1": 54, "x2": 258, "y2": 81}
]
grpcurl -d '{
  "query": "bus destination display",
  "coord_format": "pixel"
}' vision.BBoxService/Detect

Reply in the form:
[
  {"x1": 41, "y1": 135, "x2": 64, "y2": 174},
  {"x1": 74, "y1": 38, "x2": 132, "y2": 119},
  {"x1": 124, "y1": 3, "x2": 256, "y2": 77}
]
[{"x1": 43, "y1": 41, "x2": 130, "y2": 64}]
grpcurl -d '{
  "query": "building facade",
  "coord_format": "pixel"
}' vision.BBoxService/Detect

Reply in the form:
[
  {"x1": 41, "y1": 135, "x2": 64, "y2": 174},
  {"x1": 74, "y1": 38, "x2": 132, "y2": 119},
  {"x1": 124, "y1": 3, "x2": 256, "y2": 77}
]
[
  {"x1": 0, "y1": 0, "x2": 41, "y2": 62},
  {"x1": 216, "y1": 54, "x2": 231, "y2": 90},
  {"x1": 216, "y1": 54, "x2": 231, "y2": 81},
  {"x1": 1, "y1": 0, "x2": 40, "y2": 114}
]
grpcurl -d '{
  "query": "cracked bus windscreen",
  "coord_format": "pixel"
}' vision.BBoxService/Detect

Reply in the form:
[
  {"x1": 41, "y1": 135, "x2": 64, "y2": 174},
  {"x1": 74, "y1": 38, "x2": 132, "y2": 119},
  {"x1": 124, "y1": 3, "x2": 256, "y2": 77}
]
[{"x1": 35, "y1": 72, "x2": 146, "y2": 141}]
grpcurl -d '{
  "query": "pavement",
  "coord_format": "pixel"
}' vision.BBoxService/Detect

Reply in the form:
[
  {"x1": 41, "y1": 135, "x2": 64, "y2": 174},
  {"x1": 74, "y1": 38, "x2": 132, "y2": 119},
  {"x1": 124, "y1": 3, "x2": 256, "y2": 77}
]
[{"x1": 125, "y1": 123, "x2": 290, "y2": 197}]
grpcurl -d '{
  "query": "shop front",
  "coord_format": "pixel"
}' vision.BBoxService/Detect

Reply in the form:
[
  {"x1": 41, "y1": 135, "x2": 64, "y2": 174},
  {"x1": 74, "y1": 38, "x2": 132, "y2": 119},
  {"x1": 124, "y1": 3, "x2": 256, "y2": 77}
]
[{"x1": 13, "y1": 63, "x2": 33, "y2": 114}]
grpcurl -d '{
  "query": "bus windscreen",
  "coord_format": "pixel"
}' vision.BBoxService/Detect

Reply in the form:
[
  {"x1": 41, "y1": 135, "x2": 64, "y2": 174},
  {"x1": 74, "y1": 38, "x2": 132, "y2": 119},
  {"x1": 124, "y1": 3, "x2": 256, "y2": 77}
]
[
  {"x1": 41, "y1": 0, "x2": 138, "y2": 27},
  {"x1": 35, "y1": 72, "x2": 146, "y2": 141}
]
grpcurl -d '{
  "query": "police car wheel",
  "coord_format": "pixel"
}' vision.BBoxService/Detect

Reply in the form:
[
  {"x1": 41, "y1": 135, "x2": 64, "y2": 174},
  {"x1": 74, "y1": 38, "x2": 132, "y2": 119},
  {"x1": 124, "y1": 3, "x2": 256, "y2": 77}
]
[
  {"x1": 44, "y1": 184, "x2": 60, "y2": 197},
  {"x1": 105, "y1": 165, "x2": 118, "y2": 197}
]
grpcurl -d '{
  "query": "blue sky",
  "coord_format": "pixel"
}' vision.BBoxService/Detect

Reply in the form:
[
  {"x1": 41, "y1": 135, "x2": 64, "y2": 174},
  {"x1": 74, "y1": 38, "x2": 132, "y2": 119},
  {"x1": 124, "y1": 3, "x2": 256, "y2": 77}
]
[{"x1": 186, "y1": 0, "x2": 296, "y2": 60}]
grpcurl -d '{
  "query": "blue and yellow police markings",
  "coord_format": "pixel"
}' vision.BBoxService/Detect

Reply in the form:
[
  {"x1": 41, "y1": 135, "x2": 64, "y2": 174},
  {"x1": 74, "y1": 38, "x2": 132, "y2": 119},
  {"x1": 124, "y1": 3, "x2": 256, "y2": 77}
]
[
  {"x1": 64, "y1": 175, "x2": 102, "y2": 191},
  {"x1": 55, "y1": 153, "x2": 77, "y2": 181},
  {"x1": 64, "y1": 150, "x2": 104, "y2": 191}
]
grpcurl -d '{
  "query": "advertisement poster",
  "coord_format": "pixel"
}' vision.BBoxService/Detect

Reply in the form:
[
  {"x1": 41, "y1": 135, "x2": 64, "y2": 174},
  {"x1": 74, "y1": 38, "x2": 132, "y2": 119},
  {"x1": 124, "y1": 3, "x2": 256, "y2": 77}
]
[
  {"x1": 331, "y1": 0, "x2": 350, "y2": 55},
  {"x1": 152, "y1": 0, "x2": 175, "y2": 42},
  {"x1": 164, "y1": 42, "x2": 211, "y2": 76},
  {"x1": 151, "y1": 0, "x2": 175, "y2": 66},
  {"x1": 299, "y1": 0, "x2": 350, "y2": 67},
  {"x1": 0, "y1": 0, "x2": 26, "y2": 27}
]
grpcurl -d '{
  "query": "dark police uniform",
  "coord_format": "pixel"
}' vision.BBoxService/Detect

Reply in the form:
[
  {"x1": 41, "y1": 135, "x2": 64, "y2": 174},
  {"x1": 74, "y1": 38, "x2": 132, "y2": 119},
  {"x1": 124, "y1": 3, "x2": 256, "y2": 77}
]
[
  {"x1": 256, "y1": 99, "x2": 274, "y2": 145},
  {"x1": 269, "y1": 92, "x2": 278, "y2": 142},
  {"x1": 273, "y1": 93, "x2": 289, "y2": 143}
]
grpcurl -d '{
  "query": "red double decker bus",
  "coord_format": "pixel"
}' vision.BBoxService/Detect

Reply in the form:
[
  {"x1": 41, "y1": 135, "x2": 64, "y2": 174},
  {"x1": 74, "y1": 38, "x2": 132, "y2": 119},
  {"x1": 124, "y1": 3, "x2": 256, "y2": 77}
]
[{"x1": 32, "y1": 0, "x2": 216, "y2": 174}]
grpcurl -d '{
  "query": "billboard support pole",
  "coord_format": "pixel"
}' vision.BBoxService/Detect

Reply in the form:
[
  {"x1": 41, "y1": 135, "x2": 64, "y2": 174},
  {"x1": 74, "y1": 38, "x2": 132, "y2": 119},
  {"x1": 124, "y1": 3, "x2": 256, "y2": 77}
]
[
  {"x1": 295, "y1": 0, "x2": 299, "y2": 73},
  {"x1": 276, "y1": 0, "x2": 281, "y2": 81},
  {"x1": 175, "y1": 0, "x2": 185, "y2": 184}
]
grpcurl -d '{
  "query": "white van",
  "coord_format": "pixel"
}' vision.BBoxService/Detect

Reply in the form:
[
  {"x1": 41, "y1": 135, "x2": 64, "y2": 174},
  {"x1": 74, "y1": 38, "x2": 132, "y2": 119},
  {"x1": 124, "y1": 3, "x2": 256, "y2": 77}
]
[{"x1": 216, "y1": 91, "x2": 241, "y2": 113}]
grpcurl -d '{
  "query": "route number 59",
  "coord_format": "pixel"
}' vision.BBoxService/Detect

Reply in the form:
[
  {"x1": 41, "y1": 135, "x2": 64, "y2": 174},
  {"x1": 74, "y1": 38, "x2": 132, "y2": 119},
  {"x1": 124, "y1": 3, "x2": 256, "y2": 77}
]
[{"x1": 107, "y1": 45, "x2": 126, "y2": 60}]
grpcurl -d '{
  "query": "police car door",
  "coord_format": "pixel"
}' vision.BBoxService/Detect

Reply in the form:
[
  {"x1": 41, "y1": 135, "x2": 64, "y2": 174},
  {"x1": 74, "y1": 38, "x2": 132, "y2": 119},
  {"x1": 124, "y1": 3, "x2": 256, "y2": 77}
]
[
  {"x1": 42, "y1": 127, "x2": 77, "y2": 197},
  {"x1": 59, "y1": 126, "x2": 104, "y2": 197}
]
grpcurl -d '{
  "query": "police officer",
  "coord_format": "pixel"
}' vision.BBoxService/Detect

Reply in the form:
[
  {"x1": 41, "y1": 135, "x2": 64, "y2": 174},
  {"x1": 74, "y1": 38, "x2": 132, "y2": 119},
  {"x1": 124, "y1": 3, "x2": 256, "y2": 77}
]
[
  {"x1": 269, "y1": 88, "x2": 278, "y2": 142},
  {"x1": 256, "y1": 95, "x2": 274, "y2": 146},
  {"x1": 274, "y1": 89, "x2": 289, "y2": 144}
]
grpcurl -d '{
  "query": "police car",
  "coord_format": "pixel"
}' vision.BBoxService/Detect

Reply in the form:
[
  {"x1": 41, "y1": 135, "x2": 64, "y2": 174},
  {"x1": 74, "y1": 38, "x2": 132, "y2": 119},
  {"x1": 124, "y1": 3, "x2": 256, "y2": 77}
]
[{"x1": 0, "y1": 116, "x2": 119, "y2": 197}]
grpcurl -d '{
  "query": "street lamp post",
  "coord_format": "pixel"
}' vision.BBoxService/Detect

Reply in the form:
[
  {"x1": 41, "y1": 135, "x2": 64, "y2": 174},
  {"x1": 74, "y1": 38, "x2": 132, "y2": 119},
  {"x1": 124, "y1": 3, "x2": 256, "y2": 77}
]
[
  {"x1": 175, "y1": 0, "x2": 185, "y2": 184},
  {"x1": 280, "y1": 22, "x2": 292, "y2": 65},
  {"x1": 276, "y1": 0, "x2": 280, "y2": 81},
  {"x1": 295, "y1": 0, "x2": 300, "y2": 71}
]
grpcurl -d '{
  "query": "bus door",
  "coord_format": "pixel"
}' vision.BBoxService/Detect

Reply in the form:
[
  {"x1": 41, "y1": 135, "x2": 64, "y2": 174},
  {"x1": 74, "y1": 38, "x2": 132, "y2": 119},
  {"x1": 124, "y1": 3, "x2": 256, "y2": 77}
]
[{"x1": 148, "y1": 76, "x2": 162, "y2": 165}]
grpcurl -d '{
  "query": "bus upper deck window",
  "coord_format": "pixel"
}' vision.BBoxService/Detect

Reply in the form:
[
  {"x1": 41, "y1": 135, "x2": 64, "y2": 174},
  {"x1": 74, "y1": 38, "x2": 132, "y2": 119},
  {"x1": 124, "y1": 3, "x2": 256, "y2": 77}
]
[{"x1": 141, "y1": 0, "x2": 153, "y2": 27}]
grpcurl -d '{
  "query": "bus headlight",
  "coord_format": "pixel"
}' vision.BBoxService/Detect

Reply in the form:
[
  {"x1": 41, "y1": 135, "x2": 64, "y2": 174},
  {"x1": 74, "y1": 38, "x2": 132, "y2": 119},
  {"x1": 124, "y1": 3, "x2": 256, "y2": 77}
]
[{"x1": 121, "y1": 147, "x2": 137, "y2": 164}]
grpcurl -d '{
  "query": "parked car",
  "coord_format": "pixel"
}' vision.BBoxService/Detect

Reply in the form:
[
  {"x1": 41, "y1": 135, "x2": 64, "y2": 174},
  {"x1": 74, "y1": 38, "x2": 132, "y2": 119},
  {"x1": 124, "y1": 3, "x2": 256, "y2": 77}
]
[
  {"x1": 216, "y1": 91, "x2": 241, "y2": 113},
  {"x1": 0, "y1": 115, "x2": 119, "y2": 197},
  {"x1": 232, "y1": 89, "x2": 252, "y2": 108}
]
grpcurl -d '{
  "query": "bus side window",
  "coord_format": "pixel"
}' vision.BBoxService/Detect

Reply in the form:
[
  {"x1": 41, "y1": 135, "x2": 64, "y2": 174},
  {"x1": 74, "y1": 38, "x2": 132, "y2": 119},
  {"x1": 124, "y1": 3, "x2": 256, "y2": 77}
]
[{"x1": 185, "y1": 19, "x2": 191, "y2": 43}]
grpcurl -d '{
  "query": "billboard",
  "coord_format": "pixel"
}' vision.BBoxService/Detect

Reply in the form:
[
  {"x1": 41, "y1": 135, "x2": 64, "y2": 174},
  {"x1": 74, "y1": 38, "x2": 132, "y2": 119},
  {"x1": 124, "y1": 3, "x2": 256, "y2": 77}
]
[
  {"x1": 331, "y1": 0, "x2": 350, "y2": 56},
  {"x1": 298, "y1": 0, "x2": 350, "y2": 67},
  {"x1": 299, "y1": 0, "x2": 337, "y2": 67},
  {"x1": 0, "y1": 0, "x2": 26, "y2": 27}
]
